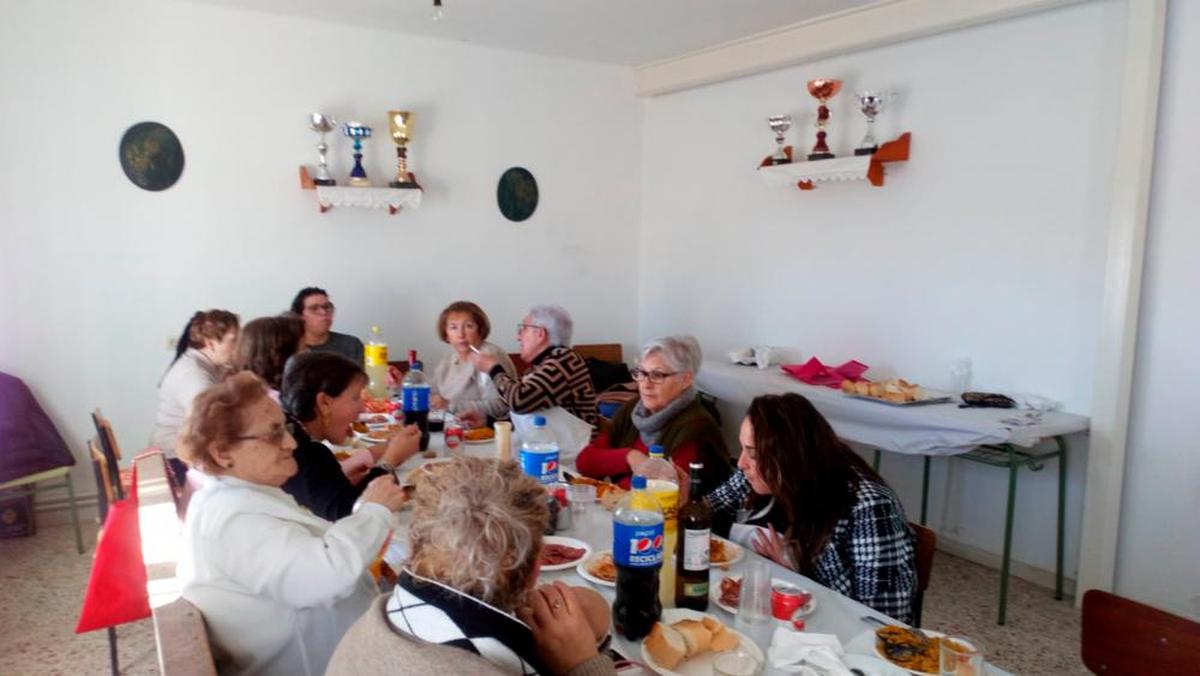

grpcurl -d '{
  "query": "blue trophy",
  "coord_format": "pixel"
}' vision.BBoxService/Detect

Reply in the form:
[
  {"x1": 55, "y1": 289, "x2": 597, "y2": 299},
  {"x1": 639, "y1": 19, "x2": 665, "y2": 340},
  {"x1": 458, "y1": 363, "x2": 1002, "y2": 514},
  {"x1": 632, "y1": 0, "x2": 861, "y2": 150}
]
[{"x1": 342, "y1": 121, "x2": 372, "y2": 187}]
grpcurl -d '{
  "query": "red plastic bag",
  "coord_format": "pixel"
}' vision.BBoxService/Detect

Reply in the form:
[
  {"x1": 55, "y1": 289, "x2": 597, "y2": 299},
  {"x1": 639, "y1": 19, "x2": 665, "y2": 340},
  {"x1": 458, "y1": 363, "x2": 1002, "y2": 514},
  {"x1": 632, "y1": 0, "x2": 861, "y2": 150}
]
[{"x1": 75, "y1": 470, "x2": 150, "y2": 632}]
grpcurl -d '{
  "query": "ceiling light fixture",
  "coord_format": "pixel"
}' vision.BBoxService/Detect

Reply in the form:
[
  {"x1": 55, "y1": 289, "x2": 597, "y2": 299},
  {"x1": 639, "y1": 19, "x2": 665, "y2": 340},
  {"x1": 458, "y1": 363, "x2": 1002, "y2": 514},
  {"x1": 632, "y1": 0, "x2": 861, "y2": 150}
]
[{"x1": 430, "y1": 0, "x2": 444, "y2": 22}]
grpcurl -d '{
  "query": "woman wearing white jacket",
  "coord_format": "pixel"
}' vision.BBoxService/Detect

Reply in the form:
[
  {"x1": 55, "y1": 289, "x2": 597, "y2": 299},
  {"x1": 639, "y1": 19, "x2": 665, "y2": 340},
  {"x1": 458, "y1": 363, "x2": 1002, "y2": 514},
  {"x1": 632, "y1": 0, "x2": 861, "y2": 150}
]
[{"x1": 176, "y1": 371, "x2": 407, "y2": 675}]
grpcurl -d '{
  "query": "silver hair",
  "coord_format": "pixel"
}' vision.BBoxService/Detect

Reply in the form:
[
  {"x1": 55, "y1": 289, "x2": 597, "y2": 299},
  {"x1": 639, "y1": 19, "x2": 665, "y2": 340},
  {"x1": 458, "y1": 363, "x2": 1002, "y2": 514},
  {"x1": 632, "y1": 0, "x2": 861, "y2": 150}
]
[
  {"x1": 407, "y1": 457, "x2": 548, "y2": 610},
  {"x1": 527, "y1": 304, "x2": 573, "y2": 346},
  {"x1": 640, "y1": 335, "x2": 703, "y2": 374}
]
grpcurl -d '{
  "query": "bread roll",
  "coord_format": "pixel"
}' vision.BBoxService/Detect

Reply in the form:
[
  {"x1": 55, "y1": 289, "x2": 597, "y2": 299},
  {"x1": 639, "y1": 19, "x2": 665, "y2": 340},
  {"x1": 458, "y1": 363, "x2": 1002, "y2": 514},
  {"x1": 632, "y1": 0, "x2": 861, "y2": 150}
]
[
  {"x1": 672, "y1": 619, "x2": 713, "y2": 656},
  {"x1": 709, "y1": 625, "x2": 740, "y2": 651},
  {"x1": 645, "y1": 623, "x2": 687, "y2": 669},
  {"x1": 841, "y1": 379, "x2": 856, "y2": 394},
  {"x1": 854, "y1": 381, "x2": 871, "y2": 396}
]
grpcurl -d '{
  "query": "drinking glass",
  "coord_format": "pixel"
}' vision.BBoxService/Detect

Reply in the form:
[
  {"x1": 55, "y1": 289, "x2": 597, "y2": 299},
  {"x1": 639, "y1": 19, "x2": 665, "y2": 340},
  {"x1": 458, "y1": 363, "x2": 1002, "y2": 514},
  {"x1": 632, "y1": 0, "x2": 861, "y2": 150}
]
[
  {"x1": 941, "y1": 636, "x2": 983, "y2": 676},
  {"x1": 567, "y1": 484, "x2": 596, "y2": 518},
  {"x1": 713, "y1": 648, "x2": 760, "y2": 676},
  {"x1": 734, "y1": 560, "x2": 773, "y2": 648}
]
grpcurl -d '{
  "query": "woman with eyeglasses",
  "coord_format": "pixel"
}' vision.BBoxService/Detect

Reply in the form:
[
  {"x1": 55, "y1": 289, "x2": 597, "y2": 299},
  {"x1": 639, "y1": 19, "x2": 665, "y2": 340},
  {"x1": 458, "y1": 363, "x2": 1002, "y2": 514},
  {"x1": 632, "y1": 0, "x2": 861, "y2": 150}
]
[
  {"x1": 177, "y1": 371, "x2": 410, "y2": 675},
  {"x1": 291, "y1": 286, "x2": 364, "y2": 367},
  {"x1": 279, "y1": 351, "x2": 421, "y2": 521},
  {"x1": 576, "y1": 335, "x2": 732, "y2": 494}
]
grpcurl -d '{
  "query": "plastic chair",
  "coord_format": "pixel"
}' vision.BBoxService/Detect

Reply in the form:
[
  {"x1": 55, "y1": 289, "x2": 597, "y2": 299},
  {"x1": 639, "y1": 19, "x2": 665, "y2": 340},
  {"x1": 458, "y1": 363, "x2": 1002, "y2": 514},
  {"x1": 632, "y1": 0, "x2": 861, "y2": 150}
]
[{"x1": 1081, "y1": 589, "x2": 1200, "y2": 674}]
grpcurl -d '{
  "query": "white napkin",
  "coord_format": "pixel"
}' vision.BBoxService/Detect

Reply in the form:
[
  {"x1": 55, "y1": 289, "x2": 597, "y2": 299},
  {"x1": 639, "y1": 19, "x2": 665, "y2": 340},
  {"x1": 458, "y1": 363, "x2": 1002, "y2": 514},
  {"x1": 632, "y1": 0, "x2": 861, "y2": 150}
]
[
  {"x1": 727, "y1": 346, "x2": 781, "y2": 370},
  {"x1": 510, "y1": 406, "x2": 593, "y2": 464},
  {"x1": 728, "y1": 347, "x2": 756, "y2": 365},
  {"x1": 768, "y1": 628, "x2": 852, "y2": 675},
  {"x1": 1008, "y1": 392, "x2": 1063, "y2": 412}
]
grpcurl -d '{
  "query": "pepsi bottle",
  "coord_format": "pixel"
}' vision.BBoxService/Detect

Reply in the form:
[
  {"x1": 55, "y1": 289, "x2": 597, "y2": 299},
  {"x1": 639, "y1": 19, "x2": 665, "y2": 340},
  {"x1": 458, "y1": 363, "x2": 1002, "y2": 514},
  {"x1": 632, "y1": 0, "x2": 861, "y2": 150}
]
[
  {"x1": 612, "y1": 475, "x2": 664, "y2": 641},
  {"x1": 401, "y1": 350, "x2": 431, "y2": 451}
]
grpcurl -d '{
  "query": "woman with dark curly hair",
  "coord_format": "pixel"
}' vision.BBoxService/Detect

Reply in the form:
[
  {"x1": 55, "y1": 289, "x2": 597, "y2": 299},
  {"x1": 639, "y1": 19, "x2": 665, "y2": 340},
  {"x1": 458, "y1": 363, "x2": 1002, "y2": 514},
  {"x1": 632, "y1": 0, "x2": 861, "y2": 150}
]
[
  {"x1": 688, "y1": 393, "x2": 917, "y2": 623},
  {"x1": 235, "y1": 314, "x2": 305, "y2": 396}
]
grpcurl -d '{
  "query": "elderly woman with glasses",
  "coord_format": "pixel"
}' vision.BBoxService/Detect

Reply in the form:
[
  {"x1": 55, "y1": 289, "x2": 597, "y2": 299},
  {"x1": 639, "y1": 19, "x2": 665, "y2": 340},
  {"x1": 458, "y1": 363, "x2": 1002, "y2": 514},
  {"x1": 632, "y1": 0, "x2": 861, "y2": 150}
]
[
  {"x1": 177, "y1": 371, "x2": 410, "y2": 675},
  {"x1": 328, "y1": 456, "x2": 615, "y2": 676},
  {"x1": 576, "y1": 335, "x2": 732, "y2": 494}
]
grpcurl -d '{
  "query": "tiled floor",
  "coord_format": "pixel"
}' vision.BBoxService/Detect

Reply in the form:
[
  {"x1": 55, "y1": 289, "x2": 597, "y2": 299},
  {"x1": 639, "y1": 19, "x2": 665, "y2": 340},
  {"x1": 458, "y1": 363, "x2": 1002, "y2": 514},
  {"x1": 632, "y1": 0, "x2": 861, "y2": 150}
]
[{"x1": 1, "y1": 523, "x2": 1087, "y2": 674}]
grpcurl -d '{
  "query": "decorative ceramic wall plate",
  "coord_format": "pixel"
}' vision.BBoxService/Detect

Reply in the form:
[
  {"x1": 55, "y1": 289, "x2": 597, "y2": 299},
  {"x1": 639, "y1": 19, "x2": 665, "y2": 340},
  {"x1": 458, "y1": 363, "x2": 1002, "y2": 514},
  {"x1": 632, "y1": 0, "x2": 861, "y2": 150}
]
[
  {"x1": 497, "y1": 166, "x2": 538, "y2": 222},
  {"x1": 119, "y1": 121, "x2": 184, "y2": 191}
]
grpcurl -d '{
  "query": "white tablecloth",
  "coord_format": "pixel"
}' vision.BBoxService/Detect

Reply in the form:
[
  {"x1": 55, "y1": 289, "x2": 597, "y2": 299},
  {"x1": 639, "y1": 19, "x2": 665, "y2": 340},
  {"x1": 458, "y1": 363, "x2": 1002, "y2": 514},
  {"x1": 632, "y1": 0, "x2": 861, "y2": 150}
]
[
  {"x1": 385, "y1": 434, "x2": 1011, "y2": 675},
  {"x1": 697, "y1": 360, "x2": 1089, "y2": 456}
]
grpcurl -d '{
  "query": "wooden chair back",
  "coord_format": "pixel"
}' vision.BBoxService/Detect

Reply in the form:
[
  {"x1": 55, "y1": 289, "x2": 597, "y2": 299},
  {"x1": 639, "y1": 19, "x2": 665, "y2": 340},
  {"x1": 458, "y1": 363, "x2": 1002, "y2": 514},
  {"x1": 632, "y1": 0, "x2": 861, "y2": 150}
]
[
  {"x1": 510, "y1": 343, "x2": 624, "y2": 375},
  {"x1": 91, "y1": 410, "x2": 125, "y2": 500},
  {"x1": 89, "y1": 438, "x2": 116, "y2": 522},
  {"x1": 909, "y1": 521, "x2": 936, "y2": 627},
  {"x1": 1081, "y1": 589, "x2": 1200, "y2": 674}
]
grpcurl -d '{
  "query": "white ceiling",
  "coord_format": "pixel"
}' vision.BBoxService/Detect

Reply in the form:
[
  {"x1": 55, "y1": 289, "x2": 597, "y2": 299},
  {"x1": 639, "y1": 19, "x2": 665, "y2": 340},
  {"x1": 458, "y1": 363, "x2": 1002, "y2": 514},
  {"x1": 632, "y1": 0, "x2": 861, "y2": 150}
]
[{"x1": 188, "y1": 0, "x2": 882, "y2": 65}]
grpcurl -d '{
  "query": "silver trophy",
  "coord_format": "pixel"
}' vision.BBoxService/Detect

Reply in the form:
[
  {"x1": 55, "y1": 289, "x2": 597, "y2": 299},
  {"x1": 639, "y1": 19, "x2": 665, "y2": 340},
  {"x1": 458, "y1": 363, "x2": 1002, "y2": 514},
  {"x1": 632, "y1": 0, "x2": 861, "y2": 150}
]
[
  {"x1": 308, "y1": 113, "x2": 337, "y2": 185},
  {"x1": 767, "y1": 115, "x2": 793, "y2": 165},
  {"x1": 854, "y1": 91, "x2": 896, "y2": 156}
]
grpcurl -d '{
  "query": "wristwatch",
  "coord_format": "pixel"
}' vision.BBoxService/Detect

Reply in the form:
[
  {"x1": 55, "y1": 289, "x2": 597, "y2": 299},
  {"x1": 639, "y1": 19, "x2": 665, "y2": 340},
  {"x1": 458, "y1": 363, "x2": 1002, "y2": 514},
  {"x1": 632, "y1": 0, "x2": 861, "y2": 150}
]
[{"x1": 377, "y1": 461, "x2": 396, "y2": 475}]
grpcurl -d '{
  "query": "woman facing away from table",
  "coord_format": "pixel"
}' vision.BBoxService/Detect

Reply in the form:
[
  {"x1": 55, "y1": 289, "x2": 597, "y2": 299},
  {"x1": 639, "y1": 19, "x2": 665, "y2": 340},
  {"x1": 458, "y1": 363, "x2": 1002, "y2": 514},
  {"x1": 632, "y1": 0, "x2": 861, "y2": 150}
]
[
  {"x1": 428, "y1": 300, "x2": 518, "y2": 419},
  {"x1": 290, "y1": 286, "x2": 365, "y2": 367},
  {"x1": 234, "y1": 314, "x2": 305, "y2": 401},
  {"x1": 176, "y1": 371, "x2": 409, "y2": 676},
  {"x1": 279, "y1": 351, "x2": 421, "y2": 521},
  {"x1": 328, "y1": 456, "x2": 616, "y2": 676},
  {"x1": 151, "y1": 308, "x2": 240, "y2": 484},
  {"x1": 680, "y1": 392, "x2": 918, "y2": 624},
  {"x1": 576, "y1": 335, "x2": 732, "y2": 494}
]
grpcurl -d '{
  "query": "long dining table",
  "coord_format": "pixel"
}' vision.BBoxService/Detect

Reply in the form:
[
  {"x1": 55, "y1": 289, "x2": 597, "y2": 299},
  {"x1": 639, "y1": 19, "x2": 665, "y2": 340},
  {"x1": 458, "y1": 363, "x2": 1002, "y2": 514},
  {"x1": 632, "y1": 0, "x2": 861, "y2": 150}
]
[{"x1": 382, "y1": 430, "x2": 1011, "y2": 675}]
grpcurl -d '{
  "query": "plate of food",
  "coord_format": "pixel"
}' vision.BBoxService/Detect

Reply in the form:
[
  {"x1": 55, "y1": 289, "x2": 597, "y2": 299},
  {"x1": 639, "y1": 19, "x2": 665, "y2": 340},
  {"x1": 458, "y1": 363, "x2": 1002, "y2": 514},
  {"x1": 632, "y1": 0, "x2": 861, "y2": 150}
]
[
  {"x1": 355, "y1": 423, "x2": 405, "y2": 444},
  {"x1": 709, "y1": 536, "x2": 743, "y2": 567},
  {"x1": 710, "y1": 575, "x2": 817, "y2": 618},
  {"x1": 641, "y1": 609, "x2": 764, "y2": 676},
  {"x1": 565, "y1": 474, "x2": 628, "y2": 510},
  {"x1": 841, "y1": 379, "x2": 951, "y2": 407},
  {"x1": 539, "y1": 536, "x2": 591, "y2": 572},
  {"x1": 576, "y1": 550, "x2": 616, "y2": 587},
  {"x1": 463, "y1": 427, "x2": 496, "y2": 445},
  {"x1": 873, "y1": 625, "x2": 947, "y2": 676}
]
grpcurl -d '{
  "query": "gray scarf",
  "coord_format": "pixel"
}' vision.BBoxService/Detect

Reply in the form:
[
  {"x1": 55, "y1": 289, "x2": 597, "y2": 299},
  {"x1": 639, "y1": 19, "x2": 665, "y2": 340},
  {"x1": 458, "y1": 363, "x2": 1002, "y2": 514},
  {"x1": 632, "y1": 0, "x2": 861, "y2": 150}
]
[{"x1": 631, "y1": 387, "x2": 697, "y2": 447}]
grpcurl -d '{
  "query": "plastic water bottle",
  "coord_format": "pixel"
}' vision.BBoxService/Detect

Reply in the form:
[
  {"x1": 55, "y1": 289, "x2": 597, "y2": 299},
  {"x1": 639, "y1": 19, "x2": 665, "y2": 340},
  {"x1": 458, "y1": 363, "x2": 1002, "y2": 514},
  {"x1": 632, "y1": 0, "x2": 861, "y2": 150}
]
[
  {"x1": 401, "y1": 350, "x2": 431, "y2": 451},
  {"x1": 634, "y1": 445, "x2": 679, "y2": 608},
  {"x1": 518, "y1": 415, "x2": 560, "y2": 485},
  {"x1": 612, "y1": 475, "x2": 664, "y2": 641},
  {"x1": 364, "y1": 326, "x2": 389, "y2": 399}
]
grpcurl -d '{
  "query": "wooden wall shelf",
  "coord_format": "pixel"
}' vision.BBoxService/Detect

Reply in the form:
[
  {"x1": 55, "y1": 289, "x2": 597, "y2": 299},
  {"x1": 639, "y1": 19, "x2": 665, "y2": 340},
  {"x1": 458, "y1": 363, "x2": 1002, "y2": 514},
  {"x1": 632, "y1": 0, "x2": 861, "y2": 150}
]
[
  {"x1": 757, "y1": 132, "x2": 911, "y2": 190},
  {"x1": 299, "y1": 166, "x2": 423, "y2": 214}
]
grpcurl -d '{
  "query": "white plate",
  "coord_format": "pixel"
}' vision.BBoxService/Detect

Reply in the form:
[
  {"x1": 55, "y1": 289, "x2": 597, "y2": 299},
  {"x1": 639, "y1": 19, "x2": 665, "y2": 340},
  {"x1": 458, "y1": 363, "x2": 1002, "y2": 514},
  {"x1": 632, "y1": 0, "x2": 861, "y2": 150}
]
[
  {"x1": 710, "y1": 535, "x2": 743, "y2": 567},
  {"x1": 873, "y1": 628, "x2": 946, "y2": 676},
  {"x1": 576, "y1": 550, "x2": 616, "y2": 587},
  {"x1": 463, "y1": 436, "x2": 495, "y2": 445},
  {"x1": 640, "y1": 608, "x2": 766, "y2": 676},
  {"x1": 709, "y1": 575, "x2": 817, "y2": 618},
  {"x1": 539, "y1": 536, "x2": 591, "y2": 572},
  {"x1": 358, "y1": 413, "x2": 395, "y2": 424},
  {"x1": 843, "y1": 653, "x2": 910, "y2": 676}
]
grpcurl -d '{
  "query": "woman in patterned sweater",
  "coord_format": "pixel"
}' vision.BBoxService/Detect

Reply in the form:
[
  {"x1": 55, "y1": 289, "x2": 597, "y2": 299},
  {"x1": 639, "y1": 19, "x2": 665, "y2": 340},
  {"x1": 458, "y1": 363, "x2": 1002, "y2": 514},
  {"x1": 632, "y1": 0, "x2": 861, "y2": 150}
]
[
  {"x1": 470, "y1": 304, "x2": 598, "y2": 434},
  {"x1": 692, "y1": 393, "x2": 917, "y2": 623}
]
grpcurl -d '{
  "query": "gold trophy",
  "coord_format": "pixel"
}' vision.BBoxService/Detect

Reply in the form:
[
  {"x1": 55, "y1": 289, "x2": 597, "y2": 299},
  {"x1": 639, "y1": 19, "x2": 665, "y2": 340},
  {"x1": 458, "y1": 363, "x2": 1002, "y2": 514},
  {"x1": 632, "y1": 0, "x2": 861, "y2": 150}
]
[{"x1": 387, "y1": 110, "x2": 420, "y2": 189}]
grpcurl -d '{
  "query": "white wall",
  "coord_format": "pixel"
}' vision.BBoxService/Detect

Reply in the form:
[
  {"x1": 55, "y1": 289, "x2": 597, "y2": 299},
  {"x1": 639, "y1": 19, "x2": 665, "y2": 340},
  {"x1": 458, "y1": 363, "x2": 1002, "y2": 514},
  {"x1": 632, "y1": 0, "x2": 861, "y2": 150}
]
[
  {"x1": 638, "y1": 2, "x2": 1128, "y2": 581},
  {"x1": 0, "y1": 0, "x2": 642, "y2": 499},
  {"x1": 1116, "y1": 0, "x2": 1200, "y2": 621}
]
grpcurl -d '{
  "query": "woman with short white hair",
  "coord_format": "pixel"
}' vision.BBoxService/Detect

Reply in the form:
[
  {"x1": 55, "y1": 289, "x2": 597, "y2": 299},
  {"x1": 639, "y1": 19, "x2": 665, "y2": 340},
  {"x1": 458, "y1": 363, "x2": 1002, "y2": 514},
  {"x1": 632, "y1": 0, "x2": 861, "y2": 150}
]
[
  {"x1": 577, "y1": 335, "x2": 732, "y2": 494},
  {"x1": 328, "y1": 457, "x2": 615, "y2": 676}
]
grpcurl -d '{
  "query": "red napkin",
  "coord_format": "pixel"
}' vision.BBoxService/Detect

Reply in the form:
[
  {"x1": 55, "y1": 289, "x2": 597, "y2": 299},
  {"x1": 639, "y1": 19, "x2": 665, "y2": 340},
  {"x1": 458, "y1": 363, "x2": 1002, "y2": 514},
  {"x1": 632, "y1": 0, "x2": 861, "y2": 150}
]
[{"x1": 781, "y1": 358, "x2": 870, "y2": 388}]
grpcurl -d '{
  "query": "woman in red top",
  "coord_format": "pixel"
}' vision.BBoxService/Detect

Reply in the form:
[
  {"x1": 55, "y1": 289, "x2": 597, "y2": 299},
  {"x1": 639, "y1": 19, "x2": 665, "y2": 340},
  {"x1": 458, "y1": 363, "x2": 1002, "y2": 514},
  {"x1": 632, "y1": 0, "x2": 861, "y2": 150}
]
[{"x1": 576, "y1": 336, "x2": 731, "y2": 494}]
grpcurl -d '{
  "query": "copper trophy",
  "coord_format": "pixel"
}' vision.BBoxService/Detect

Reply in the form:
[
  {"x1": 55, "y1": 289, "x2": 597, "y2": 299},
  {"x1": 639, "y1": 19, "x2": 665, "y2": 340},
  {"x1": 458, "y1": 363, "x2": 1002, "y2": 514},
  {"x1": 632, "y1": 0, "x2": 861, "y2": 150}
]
[{"x1": 806, "y1": 79, "x2": 842, "y2": 161}]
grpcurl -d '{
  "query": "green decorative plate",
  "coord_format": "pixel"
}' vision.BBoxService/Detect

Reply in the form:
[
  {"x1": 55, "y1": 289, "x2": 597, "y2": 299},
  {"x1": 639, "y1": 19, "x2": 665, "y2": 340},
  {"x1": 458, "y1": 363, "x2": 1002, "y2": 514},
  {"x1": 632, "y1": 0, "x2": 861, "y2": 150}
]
[
  {"x1": 497, "y1": 167, "x2": 538, "y2": 222},
  {"x1": 119, "y1": 121, "x2": 184, "y2": 191}
]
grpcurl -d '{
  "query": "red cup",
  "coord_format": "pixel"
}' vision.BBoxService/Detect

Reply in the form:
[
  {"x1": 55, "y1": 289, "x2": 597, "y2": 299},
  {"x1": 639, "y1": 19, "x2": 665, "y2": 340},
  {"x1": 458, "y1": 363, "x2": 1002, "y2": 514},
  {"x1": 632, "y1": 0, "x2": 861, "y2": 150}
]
[
  {"x1": 771, "y1": 583, "x2": 812, "y2": 620},
  {"x1": 444, "y1": 423, "x2": 464, "y2": 451}
]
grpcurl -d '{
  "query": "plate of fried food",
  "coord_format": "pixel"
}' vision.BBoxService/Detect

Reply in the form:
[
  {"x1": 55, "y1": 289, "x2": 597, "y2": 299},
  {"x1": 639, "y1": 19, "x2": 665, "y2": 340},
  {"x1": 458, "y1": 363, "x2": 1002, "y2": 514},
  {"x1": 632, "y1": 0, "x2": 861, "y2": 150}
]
[
  {"x1": 354, "y1": 422, "x2": 405, "y2": 444},
  {"x1": 642, "y1": 609, "x2": 763, "y2": 676},
  {"x1": 874, "y1": 625, "x2": 947, "y2": 676},
  {"x1": 709, "y1": 536, "x2": 743, "y2": 568},
  {"x1": 565, "y1": 474, "x2": 629, "y2": 511},
  {"x1": 463, "y1": 427, "x2": 496, "y2": 445},
  {"x1": 841, "y1": 378, "x2": 951, "y2": 406},
  {"x1": 538, "y1": 536, "x2": 591, "y2": 572},
  {"x1": 576, "y1": 550, "x2": 616, "y2": 587}
]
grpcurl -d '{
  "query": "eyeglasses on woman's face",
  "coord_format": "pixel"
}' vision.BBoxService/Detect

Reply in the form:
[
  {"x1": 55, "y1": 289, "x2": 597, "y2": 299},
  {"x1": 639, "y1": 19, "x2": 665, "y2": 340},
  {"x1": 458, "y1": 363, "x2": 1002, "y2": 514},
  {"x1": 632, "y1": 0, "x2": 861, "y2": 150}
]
[
  {"x1": 234, "y1": 421, "x2": 293, "y2": 447},
  {"x1": 304, "y1": 302, "x2": 335, "y2": 315},
  {"x1": 517, "y1": 323, "x2": 543, "y2": 334},
  {"x1": 630, "y1": 367, "x2": 680, "y2": 384}
]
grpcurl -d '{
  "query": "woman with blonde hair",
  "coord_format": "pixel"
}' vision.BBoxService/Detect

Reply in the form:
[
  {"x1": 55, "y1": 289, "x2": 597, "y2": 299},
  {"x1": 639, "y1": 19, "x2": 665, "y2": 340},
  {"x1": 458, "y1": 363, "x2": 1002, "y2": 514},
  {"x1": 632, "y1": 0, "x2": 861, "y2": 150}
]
[
  {"x1": 428, "y1": 300, "x2": 517, "y2": 418},
  {"x1": 329, "y1": 456, "x2": 615, "y2": 676},
  {"x1": 176, "y1": 371, "x2": 408, "y2": 675}
]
